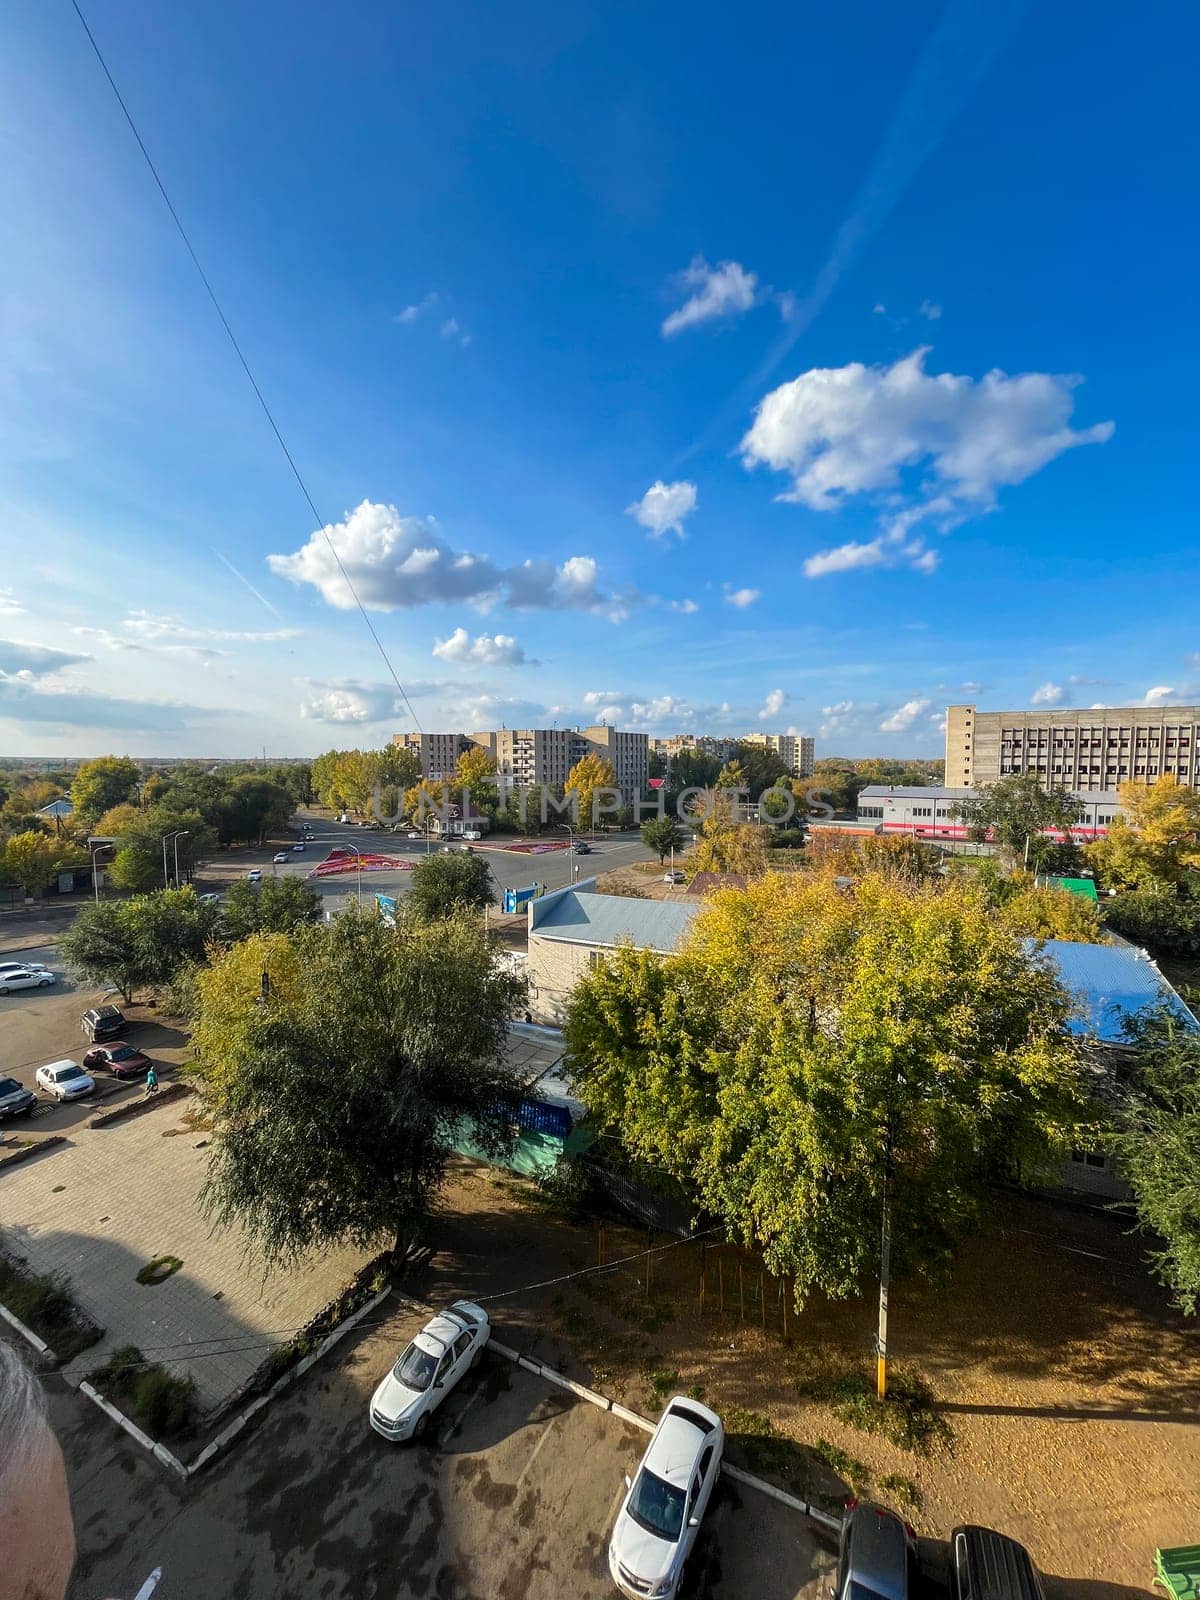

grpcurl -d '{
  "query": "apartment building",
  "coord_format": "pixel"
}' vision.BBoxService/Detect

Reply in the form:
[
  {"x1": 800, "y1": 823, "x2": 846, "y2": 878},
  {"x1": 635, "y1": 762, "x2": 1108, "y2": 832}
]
[
  {"x1": 946, "y1": 704, "x2": 1200, "y2": 792},
  {"x1": 391, "y1": 731, "x2": 466, "y2": 781},
  {"x1": 467, "y1": 725, "x2": 649, "y2": 804},
  {"x1": 650, "y1": 734, "x2": 738, "y2": 763},
  {"x1": 739, "y1": 731, "x2": 815, "y2": 778}
]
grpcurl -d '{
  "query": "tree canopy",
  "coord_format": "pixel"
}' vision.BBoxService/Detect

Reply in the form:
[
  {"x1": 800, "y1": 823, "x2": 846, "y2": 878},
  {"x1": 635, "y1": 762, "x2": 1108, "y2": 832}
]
[
  {"x1": 0, "y1": 831, "x2": 87, "y2": 895},
  {"x1": 565, "y1": 753, "x2": 617, "y2": 829},
  {"x1": 59, "y1": 889, "x2": 220, "y2": 1000},
  {"x1": 640, "y1": 815, "x2": 685, "y2": 863},
  {"x1": 1088, "y1": 775, "x2": 1200, "y2": 888},
  {"x1": 220, "y1": 876, "x2": 324, "y2": 942},
  {"x1": 199, "y1": 908, "x2": 526, "y2": 1264},
  {"x1": 405, "y1": 849, "x2": 495, "y2": 920},
  {"x1": 70, "y1": 756, "x2": 140, "y2": 829},
  {"x1": 951, "y1": 772, "x2": 1084, "y2": 870},
  {"x1": 565, "y1": 871, "x2": 1085, "y2": 1305}
]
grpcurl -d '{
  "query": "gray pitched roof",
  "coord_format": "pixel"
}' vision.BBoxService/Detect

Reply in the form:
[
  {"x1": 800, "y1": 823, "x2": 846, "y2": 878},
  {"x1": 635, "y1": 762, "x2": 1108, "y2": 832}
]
[{"x1": 531, "y1": 889, "x2": 700, "y2": 953}]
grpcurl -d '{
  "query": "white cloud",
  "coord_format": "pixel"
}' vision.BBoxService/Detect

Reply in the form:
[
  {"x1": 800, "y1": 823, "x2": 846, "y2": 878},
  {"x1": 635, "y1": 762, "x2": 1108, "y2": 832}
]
[
  {"x1": 1031, "y1": 681, "x2": 1064, "y2": 706},
  {"x1": 724, "y1": 586, "x2": 760, "y2": 609},
  {"x1": 439, "y1": 317, "x2": 471, "y2": 346},
  {"x1": 432, "y1": 628, "x2": 531, "y2": 667},
  {"x1": 1144, "y1": 685, "x2": 1176, "y2": 706},
  {"x1": 742, "y1": 348, "x2": 1114, "y2": 564},
  {"x1": 395, "y1": 293, "x2": 440, "y2": 324},
  {"x1": 0, "y1": 590, "x2": 24, "y2": 617},
  {"x1": 269, "y1": 501, "x2": 630, "y2": 619},
  {"x1": 667, "y1": 597, "x2": 699, "y2": 614},
  {"x1": 0, "y1": 639, "x2": 89, "y2": 677},
  {"x1": 121, "y1": 611, "x2": 300, "y2": 644},
  {"x1": 758, "y1": 688, "x2": 786, "y2": 721},
  {"x1": 662, "y1": 256, "x2": 758, "y2": 336},
  {"x1": 804, "y1": 538, "x2": 889, "y2": 578},
  {"x1": 626, "y1": 480, "x2": 698, "y2": 540},
  {"x1": 0, "y1": 675, "x2": 212, "y2": 731},
  {"x1": 880, "y1": 697, "x2": 931, "y2": 734},
  {"x1": 919, "y1": 299, "x2": 943, "y2": 320},
  {"x1": 873, "y1": 303, "x2": 887, "y2": 315},
  {"x1": 298, "y1": 676, "x2": 446, "y2": 726}
]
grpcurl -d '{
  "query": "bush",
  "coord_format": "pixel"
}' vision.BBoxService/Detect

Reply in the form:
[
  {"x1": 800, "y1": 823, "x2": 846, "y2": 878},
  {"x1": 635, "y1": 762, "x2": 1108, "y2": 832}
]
[
  {"x1": 829, "y1": 1372, "x2": 952, "y2": 1457},
  {"x1": 879, "y1": 1471, "x2": 922, "y2": 1511},
  {"x1": 0, "y1": 1254, "x2": 99, "y2": 1360},
  {"x1": 1104, "y1": 888, "x2": 1200, "y2": 960},
  {"x1": 813, "y1": 1438, "x2": 872, "y2": 1495},
  {"x1": 90, "y1": 1344, "x2": 198, "y2": 1441},
  {"x1": 767, "y1": 829, "x2": 808, "y2": 851}
]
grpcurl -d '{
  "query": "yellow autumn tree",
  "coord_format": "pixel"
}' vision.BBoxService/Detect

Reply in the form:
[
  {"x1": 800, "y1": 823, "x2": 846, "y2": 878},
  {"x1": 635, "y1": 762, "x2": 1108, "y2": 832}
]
[
  {"x1": 565, "y1": 753, "x2": 616, "y2": 830},
  {"x1": 1088, "y1": 775, "x2": 1200, "y2": 887}
]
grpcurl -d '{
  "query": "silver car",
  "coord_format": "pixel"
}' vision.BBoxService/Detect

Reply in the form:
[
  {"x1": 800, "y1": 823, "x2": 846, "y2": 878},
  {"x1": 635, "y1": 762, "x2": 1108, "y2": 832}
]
[{"x1": 835, "y1": 1501, "x2": 916, "y2": 1600}]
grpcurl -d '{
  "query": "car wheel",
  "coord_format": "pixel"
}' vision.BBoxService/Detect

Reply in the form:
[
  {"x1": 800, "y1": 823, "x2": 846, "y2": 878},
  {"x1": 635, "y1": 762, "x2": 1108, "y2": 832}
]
[
  {"x1": 0, "y1": 987, "x2": 8, "y2": 996},
  {"x1": 39, "y1": 978, "x2": 51, "y2": 987},
  {"x1": 412, "y1": 1411, "x2": 431, "y2": 1442}
]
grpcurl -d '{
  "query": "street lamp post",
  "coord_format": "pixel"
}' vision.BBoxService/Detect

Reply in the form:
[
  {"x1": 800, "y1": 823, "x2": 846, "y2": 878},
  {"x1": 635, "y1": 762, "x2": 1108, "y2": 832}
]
[
  {"x1": 173, "y1": 831, "x2": 190, "y2": 889},
  {"x1": 90, "y1": 845, "x2": 109, "y2": 904}
]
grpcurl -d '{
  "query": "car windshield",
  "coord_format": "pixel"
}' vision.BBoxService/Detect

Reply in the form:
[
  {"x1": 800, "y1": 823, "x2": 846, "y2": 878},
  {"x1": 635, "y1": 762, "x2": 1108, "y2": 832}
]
[
  {"x1": 110, "y1": 1047, "x2": 136, "y2": 1061},
  {"x1": 56, "y1": 1067, "x2": 84, "y2": 1082},
  {"x1": 627, "y1": 1468, "x2": 686, "y2": 1544},
  {"x1": 393, "y1": 1341, "x2": 438, "y2": 1392},
  {"x1": 0, "y1": 1078, "x2": 22, "y2": 1094}
]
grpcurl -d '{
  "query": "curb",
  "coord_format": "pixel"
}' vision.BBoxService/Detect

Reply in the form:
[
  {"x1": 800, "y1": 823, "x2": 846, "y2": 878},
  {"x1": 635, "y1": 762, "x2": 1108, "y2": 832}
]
[
  {"x1": 89, "y1": 1082, "x2": 193, "y2": 1128},
  {"x1": 0, "y1": 1300, "x2": 57, "y2": 1362},
  {"x1": 0, "y1": 1136, "x2": 66, "y2": 1174},
  {"x1": 396, "y1": 1292, "x2": 835, "y2": 1524},
  {"x1": 77, "y1": 1381, "x2": 188, "y2": 1479}
]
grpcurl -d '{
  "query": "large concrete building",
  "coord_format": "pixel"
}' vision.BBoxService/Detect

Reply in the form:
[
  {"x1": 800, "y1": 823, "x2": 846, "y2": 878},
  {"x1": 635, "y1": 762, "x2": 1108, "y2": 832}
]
[
  {"x1": 739, "y1": 732, "x2": 815, "y2": 778},
  {"x1": 855, "y1": 784, "x2": 1123, "y2": 840},
  {"x1": 391, "y1": 731, "x2": 466, "y2": 781},
  {"x1": 467, "y1": 725, "x2": 648, "y2": 804},
  {"x1": 946, "y1": 703, "x2": 1200, "y2": 792}
]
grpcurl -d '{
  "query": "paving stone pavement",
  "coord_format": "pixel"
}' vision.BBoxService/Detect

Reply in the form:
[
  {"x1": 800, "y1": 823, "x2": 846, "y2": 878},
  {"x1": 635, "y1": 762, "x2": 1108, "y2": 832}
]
[{"x1": 0, "y1": 1103, "x2": 371, "y2": 1411}]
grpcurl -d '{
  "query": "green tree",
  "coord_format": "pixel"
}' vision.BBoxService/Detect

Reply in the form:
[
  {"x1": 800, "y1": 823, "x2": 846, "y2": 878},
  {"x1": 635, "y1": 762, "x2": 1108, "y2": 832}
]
[
  {"x1": 221, "y1": 775, "x2": 294, "y2": 846},
  {"x1": 714, "y1": 758, "x2": 749, "y2": 792},
  {"x1": 1103, "y1": 878, "x2": 1200, "y2": 960},
  {"x1": 220, "y1": 876, "x2": 324, "y2": 942},
  {"x1": 998, "y1": 882, "x2": 1104, "y2": 943},
  {"x1": 565, "y1": 871, "x2": 1084, "y2": 1389},
  {"x1": 107, "y1": 806, "x2": 214, "y2": 892},
  {"x1": 565, "y1": 753, "x2": 617, "y2": 830},
  {"x1": 70, "y1": 756, "x2": 141, "y2": 829},
  {"x1": 406, "y1": 851, "x2": 495, "y2": 920},
  {"x1": 951, "y1": 772, "x2": 1084, "y2": 870},
  {"x1": 1112, "y1": 1025, "x2": 1200, "y2": 1314},
  {"x1": 641, "y1": 816, "x2": 685, "y2": 864},
  {"x1": 730, "y1": 742, "x2": 789, "y2": 797},
  {"x1": 0, "y1": 831, "x2": 87, "y2": 895},
  {"x1": 199, "y1": 908, "x2": 526, "y2": 1264},
  {"x1": 58, "y1": 901, "x2": 143, "y2": 1002},
  {"x1": 59, "y1": 889, "x2": 219, "y2": 999},
  {"x1": 1089, "y1": 775, "x2": 1200, "y2": 888}
]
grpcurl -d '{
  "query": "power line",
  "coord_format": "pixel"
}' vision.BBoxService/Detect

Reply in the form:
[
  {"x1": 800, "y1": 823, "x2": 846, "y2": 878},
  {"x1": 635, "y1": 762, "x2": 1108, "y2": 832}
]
[{"x1": 68, "y1": 0, "x2": 423, "y2": 735}]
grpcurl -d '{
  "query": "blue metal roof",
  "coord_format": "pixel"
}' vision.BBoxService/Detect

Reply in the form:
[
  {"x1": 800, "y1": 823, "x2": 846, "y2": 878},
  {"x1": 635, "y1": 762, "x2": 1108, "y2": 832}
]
[
  {"x1": 1028, "y1": 939, "x2": 1198, "y2": 1042},
  {"x1": 531, "y1": 888, "x2": 700, "y2": 953}
]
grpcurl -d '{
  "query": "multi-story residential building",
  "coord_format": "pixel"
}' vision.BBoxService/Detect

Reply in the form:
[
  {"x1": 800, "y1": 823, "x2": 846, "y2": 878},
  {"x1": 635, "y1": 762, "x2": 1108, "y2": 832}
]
[
  {"x1": 946, "y1": 704, "x2": 1200, "y2": 792},
  {"x1": 391, "y1": 731, "x2": 466, "y2": 781},
  {"x1": 467, "y1": 725, "x2": 649, "y2": 804},
  {"x1": 739, "y1": 732, "x2": 815, "y2": 778},
  {"x1": 649, "y1": 734, "x2": 738, "y2": 763}
]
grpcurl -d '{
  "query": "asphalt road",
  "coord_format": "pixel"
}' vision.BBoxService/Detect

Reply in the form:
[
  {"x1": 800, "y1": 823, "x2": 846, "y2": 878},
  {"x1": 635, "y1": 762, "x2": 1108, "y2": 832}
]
[{"x1": 46, "y1": 1302, "x2": 834, "y2": 1600}]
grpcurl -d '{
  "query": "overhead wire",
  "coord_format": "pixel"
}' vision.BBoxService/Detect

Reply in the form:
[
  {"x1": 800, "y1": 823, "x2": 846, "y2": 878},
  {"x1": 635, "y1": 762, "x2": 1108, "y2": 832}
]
[{"x1": 68, "y1": 0, "x2": 423, "y2": 734}]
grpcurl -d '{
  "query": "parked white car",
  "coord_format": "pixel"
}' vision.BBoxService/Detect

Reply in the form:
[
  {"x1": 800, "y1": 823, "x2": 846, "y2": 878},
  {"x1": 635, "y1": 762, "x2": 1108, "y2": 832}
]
[
  {"x1": 35, "y1": 1059, "x2": 96, "y2": 1102},
  {"x1": 0, "y1": 960, "x2": 49, "y2": 976},
  {"x1": 369, "y1": 1301, "x2": 490, "y2": 1442},
  {"x1": 0, "y1": 969, "x2": 56, "y2": 995},
  {"x1": 608, "y1": 1396, "x2": 723, "y2": 1600}
]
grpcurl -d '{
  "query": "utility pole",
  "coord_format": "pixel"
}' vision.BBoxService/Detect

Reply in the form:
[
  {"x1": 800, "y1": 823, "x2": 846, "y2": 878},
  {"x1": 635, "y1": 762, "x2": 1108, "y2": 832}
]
[{"x1": 876, "y1": 1155, "x2": 893, "y2": 1401}]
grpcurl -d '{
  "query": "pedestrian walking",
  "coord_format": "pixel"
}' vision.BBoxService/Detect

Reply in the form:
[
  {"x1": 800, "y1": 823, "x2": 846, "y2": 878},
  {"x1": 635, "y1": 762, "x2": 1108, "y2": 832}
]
[{"x1": 144, "y1": 1065, "x2": 159, "y2": 1098}]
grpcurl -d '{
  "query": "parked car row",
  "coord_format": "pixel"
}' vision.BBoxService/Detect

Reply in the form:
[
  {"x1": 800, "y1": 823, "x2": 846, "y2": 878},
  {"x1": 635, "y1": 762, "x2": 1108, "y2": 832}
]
[
  {"x1": 367, "y1": 1303, "x2": 1048, "y2": 1600},
  {"x1": 0, "y1": 965, "x2": 56, "y2": 995}
]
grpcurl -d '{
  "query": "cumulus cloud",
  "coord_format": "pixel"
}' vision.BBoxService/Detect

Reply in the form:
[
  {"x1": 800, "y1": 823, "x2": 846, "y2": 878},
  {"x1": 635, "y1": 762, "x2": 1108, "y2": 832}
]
[
  {"x1": 626, "y1": 480, "x2": 698, "y2": 540},
  {"x1": 1144, "y1": 685, "x2": 1176, "y2": 706},
  {"x1": 758, "y1": 688, "x2": 786, "y2": 721},
  {"x1": 581, "y1": 690, "x2": 731, "y2": 732},
  {"x1": 0, "y1": 639, "x2": 89, "y2": 678},
  {"x1": 742, "y1": 348, "x2": 1114, "y2": 573},
  {"x1": 724, "y1": 586, "x2": 760, "y2": 609},
  {"x1": 667, "y1": 597, "x2": 699, "y2": 614},
  {"x1": 1031, "y1": 681, "x2": 1064, "y2": 706},
  {"x1": 880, "y1": 697, "x2": 931, "y2": 733},
  {"x1": 298, "y1": 676, "x2": 446, "y2": 725},
  {"x1": 662, "y1": 256, "x2": 759, "y2": 336},
  {"x1": 432, "y1": 628, "x2": 532, "y2": 667},
  {"x1": 269, "y1": 501, "x2": 630, "y2": 620}
]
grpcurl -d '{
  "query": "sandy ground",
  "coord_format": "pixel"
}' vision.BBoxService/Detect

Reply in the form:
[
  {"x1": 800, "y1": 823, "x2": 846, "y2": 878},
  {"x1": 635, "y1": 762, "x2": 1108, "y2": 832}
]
[{"x1": 411, "y1": 1163, "x2": 1200, "y2": 1597}]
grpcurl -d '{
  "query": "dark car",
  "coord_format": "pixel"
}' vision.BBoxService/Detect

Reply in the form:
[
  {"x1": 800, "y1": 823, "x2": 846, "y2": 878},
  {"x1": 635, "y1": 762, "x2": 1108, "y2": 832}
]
[
  {"x1": 82, "y1": 1042, "x2": 152, "y2": 1081},
  {"x1": 81, "y1": 1005, "x2": 127, "y2": 1043},
  {"x1": 835, "y1": 1502, "x2": 915, "y2": 1600},
  {"x1": 952, "y1": 1526, "x2": 1045, "y2": 1600},
  {"x1": 0, "y1": 1076, "x2": 37, "y2": 1121},
  {"x1": 573, "y1": 841, "x2": 592, "y2": 854}
]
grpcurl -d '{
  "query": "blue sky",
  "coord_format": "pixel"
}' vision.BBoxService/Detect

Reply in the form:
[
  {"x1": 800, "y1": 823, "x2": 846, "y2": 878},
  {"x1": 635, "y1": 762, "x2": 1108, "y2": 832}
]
[{"x1": 1, "y1": 0, "x2": 1196, "y2": 758}]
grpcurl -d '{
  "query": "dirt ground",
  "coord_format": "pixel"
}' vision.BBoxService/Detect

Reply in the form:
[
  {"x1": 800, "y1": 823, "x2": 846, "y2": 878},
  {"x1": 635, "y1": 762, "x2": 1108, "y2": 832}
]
[{"x1": 414, "y1": 1162, "x2": 1200, "y2": 1597}]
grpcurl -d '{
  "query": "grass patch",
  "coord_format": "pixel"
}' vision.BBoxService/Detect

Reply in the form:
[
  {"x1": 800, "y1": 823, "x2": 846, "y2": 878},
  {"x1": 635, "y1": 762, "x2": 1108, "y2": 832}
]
[
  {"x1": 0, "y1": 1254, "x2": 99, "y2": 1361},
  {"x1": 136, "y1": 1255, "x2": 183, "y2": 1286},
  {"x1": 829, "y1": 1372, "x2": 953, "y2": 1457},
  {"x1": 879, "y1": 1471, "x2": 922, "y2": 1512},
  {"x1": 89, "y1": 1345, "x2": 198, "y2": 1442},
  {"x1": 643, "y1": 1367, "x2": 678, "y2": 1410},
  {"x1": 813, "y1": 1437, "x2": 872, "y2": 1496}
]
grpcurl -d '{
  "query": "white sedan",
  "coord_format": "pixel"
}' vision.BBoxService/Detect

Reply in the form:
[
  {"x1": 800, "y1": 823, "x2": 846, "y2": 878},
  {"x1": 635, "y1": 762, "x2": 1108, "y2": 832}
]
[
  {"x1": 369, "y1": 1301, "x2": 490, "y2": 1442},
  {"x1": 273, "y1": 852, "x2": 290, "y2": 864},
  {"x1": 0, "y1": 969, "x2": 56, "y2": 995},
  {"x1": 608, "y1": 1396, "x2": 723, "y2": 1600},
  {"x1": 0, "y1": 960, "x2": 49, "y2": 976},
  {"x1": 35, "y1": 1059, "x2": 96, "y2": 1102}
]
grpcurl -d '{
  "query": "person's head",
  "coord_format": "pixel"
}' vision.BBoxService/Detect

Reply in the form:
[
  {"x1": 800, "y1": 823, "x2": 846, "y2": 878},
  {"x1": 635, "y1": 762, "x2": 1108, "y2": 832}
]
[{"x1": 1, "y1": 1342, "x2": 75, "y2": 1600}]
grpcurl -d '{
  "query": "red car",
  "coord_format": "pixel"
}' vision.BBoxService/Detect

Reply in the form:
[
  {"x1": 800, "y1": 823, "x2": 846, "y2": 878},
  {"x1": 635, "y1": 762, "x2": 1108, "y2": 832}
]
[{"x1": 82, "y1": 1041, "x2": 152, "y2": 1080}]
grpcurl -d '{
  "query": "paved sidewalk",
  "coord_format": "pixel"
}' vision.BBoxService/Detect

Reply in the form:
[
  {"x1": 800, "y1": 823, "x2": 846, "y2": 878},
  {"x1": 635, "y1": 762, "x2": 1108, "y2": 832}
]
[{"x1": 1, "y1": 1104, "x2": 371, "y2": 1409}]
